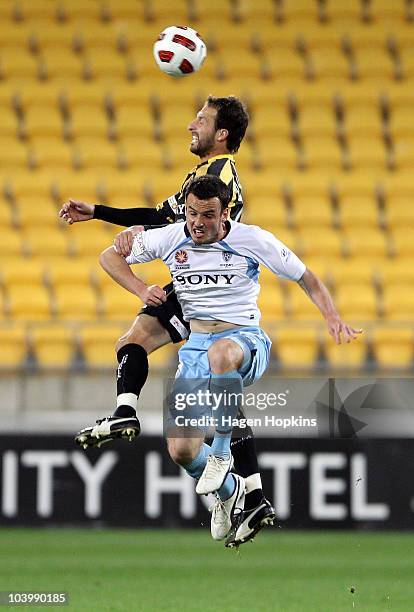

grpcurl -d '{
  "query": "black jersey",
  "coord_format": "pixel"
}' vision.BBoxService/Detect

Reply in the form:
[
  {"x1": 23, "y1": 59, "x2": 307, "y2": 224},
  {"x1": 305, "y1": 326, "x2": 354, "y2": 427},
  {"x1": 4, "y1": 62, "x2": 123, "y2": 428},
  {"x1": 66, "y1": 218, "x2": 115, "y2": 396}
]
[{"x1": 93, "y1": 154, "x2": 243, "y2": 227}]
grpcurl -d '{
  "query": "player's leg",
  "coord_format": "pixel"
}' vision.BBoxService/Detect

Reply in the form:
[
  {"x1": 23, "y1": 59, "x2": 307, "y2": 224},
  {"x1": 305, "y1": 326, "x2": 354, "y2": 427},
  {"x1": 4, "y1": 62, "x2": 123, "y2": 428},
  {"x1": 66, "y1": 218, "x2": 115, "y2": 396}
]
[{"x1": 75, "y1": 284, "x2": 189, "y2": 448}]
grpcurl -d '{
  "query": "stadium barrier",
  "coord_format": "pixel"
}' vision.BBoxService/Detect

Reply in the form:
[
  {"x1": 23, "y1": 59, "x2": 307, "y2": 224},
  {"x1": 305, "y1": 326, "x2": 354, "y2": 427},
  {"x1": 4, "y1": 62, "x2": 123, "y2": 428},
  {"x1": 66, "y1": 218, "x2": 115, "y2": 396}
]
[{"x1": 0, "y1": 435, "x2": 412, "y2": 530}]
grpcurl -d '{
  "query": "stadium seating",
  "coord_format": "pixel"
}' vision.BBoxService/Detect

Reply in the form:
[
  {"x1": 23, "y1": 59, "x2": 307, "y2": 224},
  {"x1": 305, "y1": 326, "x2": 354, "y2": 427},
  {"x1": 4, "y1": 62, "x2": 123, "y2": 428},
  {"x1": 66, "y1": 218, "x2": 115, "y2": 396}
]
[{"x1": 0, "y1": 0, "x2": 412, "y2": 373}]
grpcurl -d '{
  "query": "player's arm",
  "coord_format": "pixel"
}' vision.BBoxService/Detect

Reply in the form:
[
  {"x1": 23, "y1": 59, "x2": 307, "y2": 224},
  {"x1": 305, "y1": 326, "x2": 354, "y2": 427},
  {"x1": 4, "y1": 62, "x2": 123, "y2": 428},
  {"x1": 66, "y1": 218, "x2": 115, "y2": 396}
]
[
  {"x1": 99, "y1": 246, "x2": 166, "y2": 306},
  {"x1": 59, "y1": 199, "x2": 172, "y2": 227},
  {"x1": 297, "y1": 269, "x2": 362, "y2": 345}
]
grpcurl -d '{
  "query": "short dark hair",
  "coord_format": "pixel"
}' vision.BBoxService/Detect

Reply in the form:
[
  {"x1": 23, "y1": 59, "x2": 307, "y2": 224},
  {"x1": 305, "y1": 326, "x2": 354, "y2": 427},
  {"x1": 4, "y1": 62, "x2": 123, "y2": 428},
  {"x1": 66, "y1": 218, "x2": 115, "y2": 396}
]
[
  {"x1": 184, "y1": 175, "x2": 232, "y2": 210},
  {"x1": 206, "y1": 95, "x2": 249, "y2": 153}
]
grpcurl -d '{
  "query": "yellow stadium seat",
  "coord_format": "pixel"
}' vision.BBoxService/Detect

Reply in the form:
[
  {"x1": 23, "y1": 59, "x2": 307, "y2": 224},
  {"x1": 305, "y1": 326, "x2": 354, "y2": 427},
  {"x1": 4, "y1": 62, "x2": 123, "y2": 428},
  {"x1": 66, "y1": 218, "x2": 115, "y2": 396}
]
[
  {"x1": 0, "y1": 229, "x2": 23, "y2": 258},
  {"x1": 390, "y1": 229, "x2": 414, "y2": 258},
  {"x1": 393, "y1": 136, "x2": 414, "y2": 170},
  {"x1": 258, "y1": 284, "x2": 286, "y2": 321},
  {"x1": 52, "y1": 170, "x2": 100, "y2": 203},
  {"x1": 192, "y1": 0, "x2": 234, "y2": 23},
  {"x1": 263, "y1": 49, "x2": 306, "y2": 80},
  {"x1": 354, "y1": 48, "x2": 396, "y2": 80},
  {"x1": 335, "y1": 284, "x2": 378, "y2": 320},
  {"x1": 57, "y1": 0, "x2": 102, "y2": 21},
  {"x1": 219, "y1": 49, "x2": 264, "y2": 80},
  {"x1": 114, "y1": 107, "x2": 155, "y2": 141},
  {"x1": 399, "y1": 48, "x2": 414, "y2": 80},
  {"x1": 379, "y1": 258, "x2": 414, "y2": 289},
  {"x1": 345, "y1": 228, "x2": 389, "y2": 260},
  {"x1": 286, "y1": 284, "x2": 323, "y2": 321},
  {"x1": 159, "y1": 102, "x2": 197, "y2": 139},
  {"x1": 297, "y1": 106, "x2": 338, "y2": 138},
  {"x1": 382, "y1": 284, "x2": 414, "y2": 320},
  {"x1": 245, "y1": 194, "x2": 288, "y2": 230},
  {"x1": 324, "y1": 337, "x2": 367, "y2": 369},
  {"x1": 329, "y1": 259, "x2": 375, "y2": 289},
  {"x1": 308, "y1": 48, "x2": 350, "y2": 80},
  {"x1": 343, "y1": 105, "x2": 383, "y2": 137},
  {"x1": 297, "y1": 228, "x2": 343, "y2": 259},
  {"x1": 54, "y1": 284, "x2": 98, "y2": 320},
  {"x1": 73, "y1": 22, "x2": 119, "y2": 51},
  {"x1": 0, "y1": 108, "x2": 19, "y2": 138},
  {"x1": 106, "y1": 81, "x2": 154, "y2": 110},
  {"x1": 0, "y1": 22, "x2": 31, "y2": 48},
  {"x1": 28, "y1": 21, "x2": 76, "y2": 53},
  {"x1": 337, "y1": 82, "x2": 381, "y2": 109},
  {"x1": 251, "y1": 105, "x2": 292, "y2": 139},
  {"x1": 256, "y1": 137, "x2": 299, "y2": 171},
  {"x1": 125, "y1": 50, "x2": 159, "y2": 79},
  {"x1": 368, "y1": 0, "x2": 407, "y2": 20},
  {"x1": 100, "y1": 0, "x2": 145, "y2": 21},
  {"x1": 30, "y1": 324, "x2": 75, "y2": 367},
  {"x1": 275, "y1": 326, "x2": 320, "y2": 369},
  {"x1": 323, "y1": 0, "x2": 364, "y2": 22},
  {"x1": 69, "y1": 227, "x2": 112, "y2": 258},
  {"x1": 288, "y1": 81, "x2": 336, "y2": 111},
  {"x1": 46, "y1": 257, "x2": 94, "y2": 288},
  {"x1": 302, "y1": 137, "x2": 343, "y2": 170},
  {"x1": 74, "y1": 138, "x2": 120, "y2": 170},
  {"x1": 389, "y1": 107, "x2": 414, "y2": 138},
  {"x1": 371, "y1": 325, "x2": 413, "y2": 369},
  {"x1": 0, "y1": 324, "x2": 27, "y2": 367},
  {"x1": 100, "y1": 284, "x2": 142, "y2": 320},
  {"x1": 208, "y1": 23, "x2": 257, "y2": 52},
  {"x1": 23, "y1": 105, "x2": 64, "y2": 139},
  {"x1": 292, "y1": 196, "x2": 334, "y2": 228},
  {"x1": 0, "y1": 138, "x2": 28, "y2": 169},
  {"x1": 61, "y1": 82, "x2": 106, "y2": 110},
  {"x1": 148, "y1": 0, "x2": 190, "y2": 22},
  {"x1": 342, "y1": 24, "x2": 392, "y2": 52},
  {"x1": 385, "y1": 197, "x2": 414, "y2": 229},
  {"x1": 0, "y1": 258, "x2": 45, "y2": 288},
  {"x1": 24, "y1": 228, "x2": 69, "y2": 258},
  {"x1": 29, "y1": 138, "x2": 74, "y2": 169},
  {"x1": 284, "y1": 173, "x2": 331, "y2": 200},
  {"x1": 338, "y1": 195, "x2": 379, "y2": 229},
  {"x1": 143, "y1": 170, "x2": 190, "y2": 206},
  {"x1": 13, "y1": 81, "x2": 62, "y2": 112},
  {"x1": 334, "y1": 172, "x2": 378, "y2": 199},
  {"x1": 0, "y1": 47, "x2": 39, "y2": 79},
  {"x1": 84, "y1": 49, "x2": 127, "y2": 80},
  {"x1": 80, "y1": 323, "x2": 123, "y2": 367},
  {"x1": 68, "y1": 106, "x2": 109, "y2": 139},
  {"x1": 16, "y1": 198, "x2": 59, "y2": 228},
  {"x1": 13, "y1": 0, "x2": 59, "y2": 20},
  {"x1": 276, "y1": 0, "x2": 320, "y2": 21},
  {"x1": 347, "y1": 135, "x2": 389, "y2": 169},
  {"x1": 381, "y1": 172, "x2": 414, "y2": 199},
  {"x1": 8, "y1": 285, "x2": 51, "y2": 321},
  {"x1": 39, "y1": 49, "x2": 84, "y2": 81}
]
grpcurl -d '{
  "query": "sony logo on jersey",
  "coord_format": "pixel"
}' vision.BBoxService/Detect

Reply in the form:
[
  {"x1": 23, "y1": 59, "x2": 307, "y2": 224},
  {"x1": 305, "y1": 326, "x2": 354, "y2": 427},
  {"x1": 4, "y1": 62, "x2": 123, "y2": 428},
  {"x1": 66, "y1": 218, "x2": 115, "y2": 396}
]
[{"x1": 175, "y1": 273, "x2": 236, "y2": 286}]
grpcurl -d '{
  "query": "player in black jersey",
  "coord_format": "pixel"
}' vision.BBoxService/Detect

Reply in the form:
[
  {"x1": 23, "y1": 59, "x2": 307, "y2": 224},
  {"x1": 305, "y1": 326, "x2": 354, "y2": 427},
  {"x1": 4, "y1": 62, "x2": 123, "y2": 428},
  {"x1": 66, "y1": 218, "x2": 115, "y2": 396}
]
[{"x1": 60, "y1": 96, "x2": 275, "y2": 544}]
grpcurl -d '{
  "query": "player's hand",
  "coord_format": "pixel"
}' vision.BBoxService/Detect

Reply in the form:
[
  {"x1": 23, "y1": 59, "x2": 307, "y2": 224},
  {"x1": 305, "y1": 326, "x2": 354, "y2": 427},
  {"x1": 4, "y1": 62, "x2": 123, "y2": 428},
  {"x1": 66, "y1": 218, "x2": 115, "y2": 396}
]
[
  {"x1": 327, "y1": 315, "x2": 363, "y2": 345},
  {"x1": 59, "y1": 200, "x2": 95, "y2": 224},
  {"x1": 114, "y1": 225, "x2": 145, "y2": 257},
  {"x1": 138, "y1": 284, "x2": 166, "y2": 306}
]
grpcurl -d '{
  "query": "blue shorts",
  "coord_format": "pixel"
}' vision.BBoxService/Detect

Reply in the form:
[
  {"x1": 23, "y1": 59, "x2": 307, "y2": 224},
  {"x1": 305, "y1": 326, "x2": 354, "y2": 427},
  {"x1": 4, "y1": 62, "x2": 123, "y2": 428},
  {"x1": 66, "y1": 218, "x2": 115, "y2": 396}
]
[{"x1": 175, "y1": 326, "x2": 271, "y2": 387}]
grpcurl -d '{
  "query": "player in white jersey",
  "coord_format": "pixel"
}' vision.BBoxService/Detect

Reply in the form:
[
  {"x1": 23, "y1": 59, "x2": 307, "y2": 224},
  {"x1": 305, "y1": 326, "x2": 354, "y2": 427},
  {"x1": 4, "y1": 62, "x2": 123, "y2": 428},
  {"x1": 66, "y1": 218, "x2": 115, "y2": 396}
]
[{"x1": 99, "y1": 175, "x2": 362, "y2": 544}]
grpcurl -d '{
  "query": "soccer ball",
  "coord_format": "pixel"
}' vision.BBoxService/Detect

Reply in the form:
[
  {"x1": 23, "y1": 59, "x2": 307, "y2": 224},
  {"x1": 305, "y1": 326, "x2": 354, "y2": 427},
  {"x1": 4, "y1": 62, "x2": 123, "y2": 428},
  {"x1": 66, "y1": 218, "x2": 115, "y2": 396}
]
[{"x1": 153, "y1": 25, "x2": 207, "y2": 77}]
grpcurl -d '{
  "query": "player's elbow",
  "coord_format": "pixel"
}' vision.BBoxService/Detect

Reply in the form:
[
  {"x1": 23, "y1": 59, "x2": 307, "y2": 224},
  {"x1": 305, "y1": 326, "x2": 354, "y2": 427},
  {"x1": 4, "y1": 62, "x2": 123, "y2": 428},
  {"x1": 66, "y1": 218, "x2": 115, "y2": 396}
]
[{"x1": 99, "y1": 246, "x2": 116, "y2": 271}]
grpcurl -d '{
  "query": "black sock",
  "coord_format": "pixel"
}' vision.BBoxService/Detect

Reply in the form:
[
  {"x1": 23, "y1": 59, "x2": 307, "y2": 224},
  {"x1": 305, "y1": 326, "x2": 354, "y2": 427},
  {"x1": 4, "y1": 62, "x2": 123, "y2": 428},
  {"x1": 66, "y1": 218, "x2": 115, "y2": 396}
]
[
  {"x1": 113, "y1": 344, "x2": 149, "y2": 418},
  {"x1": 231, "y1": 418, "x2": 265, "y2": 510}
]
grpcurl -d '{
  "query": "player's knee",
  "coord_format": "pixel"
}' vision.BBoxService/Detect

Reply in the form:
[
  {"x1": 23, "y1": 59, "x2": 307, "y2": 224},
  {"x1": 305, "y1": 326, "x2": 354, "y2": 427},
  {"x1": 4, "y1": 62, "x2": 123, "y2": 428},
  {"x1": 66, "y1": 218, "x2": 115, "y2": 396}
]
[
  {"x1": 167, "y1": 439, "x2": 196, "y2": 466},
  {"x1": 208, "y1": 339, "x2": 242, "y2": 374}
]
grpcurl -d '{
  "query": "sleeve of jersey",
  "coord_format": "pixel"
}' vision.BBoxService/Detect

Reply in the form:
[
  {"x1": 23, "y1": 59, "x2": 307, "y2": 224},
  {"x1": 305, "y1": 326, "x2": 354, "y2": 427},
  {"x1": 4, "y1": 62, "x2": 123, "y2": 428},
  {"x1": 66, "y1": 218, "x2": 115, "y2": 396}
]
[
  {"x1": 249, "y1": 228, "x2": 306, "y2": 281},
  {"x1": 94, "y1": 205, "x2": 171, "y2": 227},
  {"x1": 125, "y1": 228, "x2": 164, "y2": 265}
]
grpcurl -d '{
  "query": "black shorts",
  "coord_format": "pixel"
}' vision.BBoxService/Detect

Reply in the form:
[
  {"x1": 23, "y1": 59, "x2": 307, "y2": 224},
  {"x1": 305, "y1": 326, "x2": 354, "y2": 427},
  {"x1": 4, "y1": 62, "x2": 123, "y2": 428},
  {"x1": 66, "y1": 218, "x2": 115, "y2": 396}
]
[{"x1": 139, "y1": 282, "x2": 190, "y2": 343}]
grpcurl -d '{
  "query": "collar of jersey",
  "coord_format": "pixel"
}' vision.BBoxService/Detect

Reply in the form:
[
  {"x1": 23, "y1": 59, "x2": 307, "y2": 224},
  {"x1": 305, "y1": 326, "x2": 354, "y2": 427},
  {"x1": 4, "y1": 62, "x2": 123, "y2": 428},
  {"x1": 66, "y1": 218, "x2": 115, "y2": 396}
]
[{"x1": 196, "y1": 154, "x2": 235, "y2": 168}]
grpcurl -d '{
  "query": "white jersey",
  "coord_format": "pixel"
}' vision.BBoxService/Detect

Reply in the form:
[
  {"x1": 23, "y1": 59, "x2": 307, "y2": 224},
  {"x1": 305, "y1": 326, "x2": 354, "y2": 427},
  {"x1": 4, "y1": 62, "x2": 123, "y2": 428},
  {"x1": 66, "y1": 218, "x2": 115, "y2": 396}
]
[{"x1": 126, "y1": 221, "x2": 306, "y2": 326}]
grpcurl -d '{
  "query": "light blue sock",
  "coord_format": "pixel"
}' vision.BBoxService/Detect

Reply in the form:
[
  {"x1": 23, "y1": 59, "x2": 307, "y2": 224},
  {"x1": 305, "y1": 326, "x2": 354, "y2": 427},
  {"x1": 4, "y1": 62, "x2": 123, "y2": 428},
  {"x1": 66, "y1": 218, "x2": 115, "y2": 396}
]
[
  {"x1": 217, "y1": 473, "x2": 236, "y2": 501},
  {"x1": 183, "y1": 443, "x2": 211, "y2": 479},
  {"x1": 210, "y1": 370, "x2": 242, "y2": 460}
]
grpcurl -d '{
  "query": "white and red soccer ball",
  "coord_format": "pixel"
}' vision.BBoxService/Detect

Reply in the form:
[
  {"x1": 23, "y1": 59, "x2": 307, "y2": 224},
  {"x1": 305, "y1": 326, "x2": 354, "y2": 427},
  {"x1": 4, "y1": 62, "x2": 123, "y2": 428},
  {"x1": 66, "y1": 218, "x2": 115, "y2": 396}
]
[{"x1": 153, "y1": 25, "x2": 207, "y2": 77}]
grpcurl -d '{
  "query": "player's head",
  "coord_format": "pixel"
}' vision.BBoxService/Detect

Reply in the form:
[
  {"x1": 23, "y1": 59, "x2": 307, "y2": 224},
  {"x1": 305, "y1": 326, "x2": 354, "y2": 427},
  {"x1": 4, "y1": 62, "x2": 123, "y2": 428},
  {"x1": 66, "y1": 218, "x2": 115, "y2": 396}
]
[
  {"x1": 188, "y1": 95, "x2": 249, "y2": 159},
  {"x1": 184, "y1": 175, "x2": 231, "y2": 244}
]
